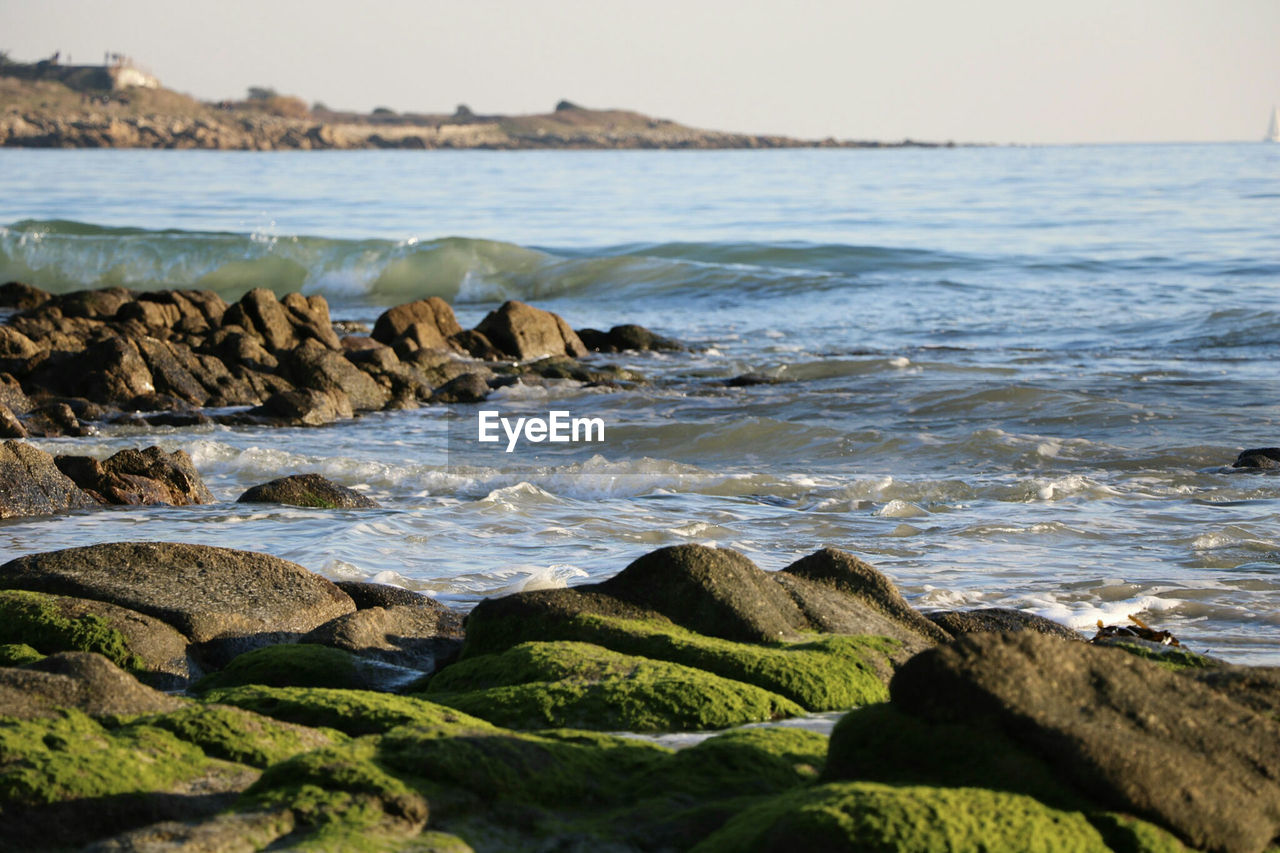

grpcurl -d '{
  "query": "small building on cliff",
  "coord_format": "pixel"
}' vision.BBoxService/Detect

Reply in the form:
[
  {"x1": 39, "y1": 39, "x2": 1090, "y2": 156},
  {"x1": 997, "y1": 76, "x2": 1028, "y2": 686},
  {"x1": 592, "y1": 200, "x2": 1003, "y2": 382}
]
[{"x1": 0, "y1": 51, "x2": 160, "y2": 93}]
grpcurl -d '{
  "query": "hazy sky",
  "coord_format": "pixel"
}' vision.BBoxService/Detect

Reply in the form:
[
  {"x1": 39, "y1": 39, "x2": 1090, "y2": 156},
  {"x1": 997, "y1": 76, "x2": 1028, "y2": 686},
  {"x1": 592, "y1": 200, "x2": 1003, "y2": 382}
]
[{"x1": 3, "y1": 0, "x2": 1278, "y2": 143}]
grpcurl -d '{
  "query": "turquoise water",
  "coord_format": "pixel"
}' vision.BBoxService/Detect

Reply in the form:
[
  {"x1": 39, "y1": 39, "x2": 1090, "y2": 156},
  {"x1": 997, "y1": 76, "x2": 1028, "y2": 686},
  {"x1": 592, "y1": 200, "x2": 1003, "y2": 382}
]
[{"x1": 2, "y1": 145, "x2": 1279, "y2": 661}]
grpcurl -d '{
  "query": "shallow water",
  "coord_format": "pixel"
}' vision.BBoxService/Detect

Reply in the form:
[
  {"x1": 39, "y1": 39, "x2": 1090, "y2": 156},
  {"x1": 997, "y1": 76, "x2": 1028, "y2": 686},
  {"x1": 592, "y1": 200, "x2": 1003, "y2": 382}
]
[{"x1": 2, "y1": 144, "x2": 1279, "y2": 662}]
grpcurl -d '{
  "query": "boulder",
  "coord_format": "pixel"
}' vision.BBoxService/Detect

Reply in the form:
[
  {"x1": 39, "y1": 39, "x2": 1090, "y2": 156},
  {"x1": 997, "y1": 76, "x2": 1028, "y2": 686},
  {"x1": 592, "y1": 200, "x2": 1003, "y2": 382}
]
[
  {"x1": 927, "y1": 607, "x2": 1085, "y2": 641},
  {"x1": 237, "y1": 473, "x2": 379, "y2": 508},
  {"x1": 371, "y1": 297, "x2": 463, "y2": 345},
  {"x1": 449, "y1": 328, "x2": 505, "y2": 360},
  {"x1": 334, "y1": 581, "x2": 438, "y2": 610},
  {"x1": 284, "y1": 340, "x2": 391, "y2": 411},
  {"x1": 56, "y1": 446, "x2": 215, "y2": 506},
  {"x1": 1232, "y1": 447, "x2": 1280, "y2": 469},
  {"x1": 0, "y1": 280, "x2": 51, "y2": 310},
  {"x1": 280, "y1": 291, "x2": 342, "y2": 349},
  {"x1": 303, "y1": 604, "x2": 464, "y2": 673},
  {"x1": 890, "y1": 631, "x2": 1280, "y2": 853},
  {"x1": 0, "y1": 652, "x2": 186, "y2": 718},
  {"x1": 0, "y1": 403, "x2": 25, "y2": 438},
  {"x1": 222, "y1": 288, "x2": 303, "y2": 352},
  {"x1": 24, "y1": 400, "x2": 87, "y2": 436},
  {"x1": 474, "y1": 300, "x2": 588, "y2": 360},
  {"x1": 246, "y1": 388, "x2": 353, "y2": 426},
  {"x1": 431, "y1": 372, "x2": 490, "y2": 403},
  {"x1": 0, "y1": 440, "x2": 97, "y2": 518},
  {"x1": 576, "y1": 323, "x2": 682, "y2": 353},
  {"x1": 0, "y1": 542, "x2": 355, "y2": 664}
]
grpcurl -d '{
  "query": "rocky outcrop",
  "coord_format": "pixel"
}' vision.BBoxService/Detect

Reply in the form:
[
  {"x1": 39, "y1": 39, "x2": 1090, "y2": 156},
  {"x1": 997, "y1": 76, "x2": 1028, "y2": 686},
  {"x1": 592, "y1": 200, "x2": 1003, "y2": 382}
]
[
  {"x1": 0, "y1": 542, "x2": 355, "y2": 664},
  {"x1": 0, "y1": 652, "x2": 186, "y2": 718},
  {"x1": 475, "y1": 300, "x2": 588, "y2": 360},
  {"x1": 55, "y1": 445, "x2": 214, "y2": 505},
  {"x1": 237, "y1": 473, "x2": 379, "y2": 508}
]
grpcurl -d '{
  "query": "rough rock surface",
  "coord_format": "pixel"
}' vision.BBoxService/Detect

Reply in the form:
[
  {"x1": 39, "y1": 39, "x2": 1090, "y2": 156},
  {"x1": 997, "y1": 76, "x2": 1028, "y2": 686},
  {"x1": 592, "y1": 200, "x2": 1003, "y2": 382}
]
[
  {"x1": 56, "y1": 445, "x2": 214, "y2": 506},
  {"x1": 0, "y1": 652, "x2": 186, "y2": 718},
  {"x1": 237, "y1": 473, "x2": 379, "y2": 509},
  {"x1": 1232, "y1": 447, "x2": 1280, "y2": 469},
  {"x1": 475, "y1": 300, "x2": 588, "y2": 360},
  {"x1": 0, "y1": 542, "x2": 355, "y2": 663},
  {"x1": 577, "y1": 323, "x2": 683, "y2": 353},
  {"x1": 334, "y1": 581, "x2": 437, "y2": 610},
  {"x1": 890, "y1": 630, "x2": 1280, "y2": 853},
  {"x1": 302, "y1": 603, "x2": 465, "y2": 673},
  {"x1": 0, "y1": 439, "x2": 97, "y2": 518},
  {"x1": 371, "y1": 297, "x2": 463, "y2": 346},
  {"x1": 925, "y1": 607, "x2": 1085, "y2": 641}
]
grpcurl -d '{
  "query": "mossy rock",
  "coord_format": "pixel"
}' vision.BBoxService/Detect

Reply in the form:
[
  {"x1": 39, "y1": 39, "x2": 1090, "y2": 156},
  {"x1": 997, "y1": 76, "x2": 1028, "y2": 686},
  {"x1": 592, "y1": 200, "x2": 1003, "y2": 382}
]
[
  {"x1": 203, "y1": 684, "x2": 498, "y2": 737},
  {"x1": 1099, "y1": 638, "x2": 1217, "y2": 672},
  {"x1": 130, "y1": 703, "x2": 343, "y2": 768},
  {"x1": 0, "y1": 642, "x2": 44, "y2": 666},
  {"x1": 460, "y1": 612, "x2": 896, "y2": 711},
  {"x1": 244, "y1": 737, "x2": 428, "y2": 843},
  {"x1": 690, "y1": 782, "x2": 1112, "y2": 853},
  {"x1": 0, "y1": 589, "x2": 140, "y2": 670},
  {"x1": 0, "y1": 708, "x2": 211, "y2": 807},
  {"x1": 640, "y1": 727, "x2": 826, "y2": 800},
  {"x1": 423, "y1": 640, "x2": 805, "y2": 732},
  {"x1": 191, "y1": 644, "x2": 413, "y2": 694},
  {"x1": 1089, "y1": 812, "x2": 1194, "y2": 853}
]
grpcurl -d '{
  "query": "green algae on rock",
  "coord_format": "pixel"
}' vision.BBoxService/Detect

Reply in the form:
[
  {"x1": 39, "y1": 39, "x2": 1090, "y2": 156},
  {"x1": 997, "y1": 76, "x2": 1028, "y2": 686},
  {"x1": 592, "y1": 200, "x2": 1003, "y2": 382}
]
[
  {"x1": 690, "y1": 781, "x2": 1113, "y2": 853},
  {"x1": 422, "y1": 640, "x2": 804, "y2": 732},
  {"x1": 458, "y1": 612, "x2": 896, "y2": 711},
  {"x1": 0, "y1": 641, "x2": 44, "y2": 666},
  {"x1": 131, "y1": 703, "x2": 342, "y2": 768},
  {"x1": 190, "y1": 643, "x2": 419, "y2": 694}
]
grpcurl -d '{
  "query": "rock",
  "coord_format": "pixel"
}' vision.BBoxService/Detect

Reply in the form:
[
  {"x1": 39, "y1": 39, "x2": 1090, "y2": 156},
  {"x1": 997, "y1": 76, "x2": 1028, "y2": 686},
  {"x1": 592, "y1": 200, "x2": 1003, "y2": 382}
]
[
  {"x1": 335, "y1": 581, "x2": 437, "y2": 610},
  {"x1": 221, "y1": 288, "x2": 304, "y2": 351},
  {"x1": 191, "y1": 643, "x2": 422, "y2": 693},
  {"x1": 247, "y1": 388, "x2": 353, "y2": 426},
  {"x1": 0, "y1": 542, "x2": 355, "y2": 664},
  {"x1": 371, "y1": 297, "x2": 463, "y2": 345},
  {"x1": 474, "y1": 300, "x2": 588, "y2": 360},
  {"x1": 68, "y1": 335, "x2": 156, "y2": 403},
  {"x1": 237, "y1": 473, "x2": 379, "y2": 508},
  {"x1": 0, "y1": 588, "x2": 194, "y2": 688},
  {"x1": 724, "y1": 372, "x2": 779, "y2": 387},
  {"x1": 1191, "y1": 663, "x2": 1280, "y2": 718},
  {"x1": 449, "y1": 328, "x2": 505, "y2": 360},
  {"x1": 280, "y1": 291, "x2": 342, "y2": 349},
  {"x1": 24, "y1": 400, "x2": 87, "y2": 436},
  {"x1": 0, "y1": 280, "x2": 51, "y2": 310},
  {"x1": 283, "y1": 340, "x2": 390, "y2": 411},
  {"x1": 56, "y1": 446, "x2": 215, "y2": 506},
  {"x1": 0, "y1": 439, "x2": 97, "y2": 518},
  {"x1": 890, "y1": 631, "x2": 1280, "y2": 853},
  {"x1": 0, "y1": 325, "x2": 44, "y2": 362},
  {"x1": 0, "y1": 373, "x2": 32, "y2": 414},
  {"x1": 927, "y1": 607, "x2": 1085, "y2": 641},
  {"x1": 1232, "y1": 447, "x2": 1280, "y2": 469},
  {"x1": 303, "y1": 604, "x2": 464, "y2": 673},
  {"x1": 84, "y1": 811, "x2": 297, "y2": 853},
  {"x1": 391, "y1": 321, "x2": 453, "y2": 358},
  {"x1": 577, "y1": 323, "x2": 683, "y2": 353},
  {"x1": 431, "y1": 371, "x2": 491, "y2": 403},
  {"x1": 0, "y1": 652, "x2": 186, "y2": 718},
  {"x1": 0, "y1": 402, "x2": 26, "y2": 438}
]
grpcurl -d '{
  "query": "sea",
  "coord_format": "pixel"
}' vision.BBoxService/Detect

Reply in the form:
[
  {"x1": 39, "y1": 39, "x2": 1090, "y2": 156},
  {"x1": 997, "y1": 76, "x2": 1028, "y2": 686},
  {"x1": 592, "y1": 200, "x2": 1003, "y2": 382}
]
[{"x1": 1, "y1": 144, "x2": 1278, "y2": 663}]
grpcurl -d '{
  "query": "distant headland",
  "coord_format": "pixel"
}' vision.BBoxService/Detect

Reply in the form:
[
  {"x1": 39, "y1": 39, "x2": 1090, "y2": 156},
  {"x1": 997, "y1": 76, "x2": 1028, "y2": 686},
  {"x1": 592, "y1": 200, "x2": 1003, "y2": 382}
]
[{"x1": 0, "y1": 52, "x2": 952, "y2": 151}]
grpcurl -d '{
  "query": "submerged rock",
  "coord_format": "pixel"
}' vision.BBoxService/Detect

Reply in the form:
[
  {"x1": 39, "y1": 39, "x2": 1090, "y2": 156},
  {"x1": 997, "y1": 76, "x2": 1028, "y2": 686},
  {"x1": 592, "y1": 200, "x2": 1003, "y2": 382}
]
[
  {"x1": 1232, "y1": 446, "x2": 1280, "y2": 469},
  {"x1": 237, "y1": 473, "x2": 379, "y2": 508},
  {"x1": 577, "y1": 323, "x2": 683, "y2": 353},
  {"x1": 0, "y1": 542, "x2": 355, "y2": 664}
]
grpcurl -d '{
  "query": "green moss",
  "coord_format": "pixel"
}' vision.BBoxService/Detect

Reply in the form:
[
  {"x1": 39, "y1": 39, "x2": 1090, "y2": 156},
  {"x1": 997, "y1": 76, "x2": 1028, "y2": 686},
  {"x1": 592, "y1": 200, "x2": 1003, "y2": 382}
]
[
  {"x1": 0, "y1": 709, "x2": 210, "y2": 806},
  {"x1": 690, "y1": 782, "x2": 1112, "y2": 853},
  {"x1": 0, "y1": 642, "x2": 44, "y2": 666},
  {"x1": 131, "y1": 703, "x2": 342, "y2": 768},
  {"x1": 191, "y1": 644, "x2": 365, "y2": 694},
  {"x1": 203, "y1": 685, "x2": 498, "y2": 737},
  {"x1": 641, "y1": 727, "x2": 826, "y2": 800},
  {"x1": 823, "y1": 703, "x2": 1089, "y2": 809},
  {"x1": 424, "y1": 641, "x2": 804, "y2": 732},
  {"x1": 0, "y1": 590, "x2": 141, "y2": 671},
  {"x1": 460, "y1": 612, "x2": 897, "y2": 711},
  {"x1": 1088, "y1": 812, "x2": 1194, "y2": 853},
  {"x1": 1104, "y1": 641, "x2": 1215, "y2": 672}
]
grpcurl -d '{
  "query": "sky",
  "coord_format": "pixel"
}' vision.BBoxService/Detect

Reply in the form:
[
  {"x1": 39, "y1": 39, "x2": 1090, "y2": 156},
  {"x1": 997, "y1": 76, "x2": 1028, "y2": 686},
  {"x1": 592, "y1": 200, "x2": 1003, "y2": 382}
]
[{"x1": 2, "y1": 0, "x2": 1278, "y2": 144}]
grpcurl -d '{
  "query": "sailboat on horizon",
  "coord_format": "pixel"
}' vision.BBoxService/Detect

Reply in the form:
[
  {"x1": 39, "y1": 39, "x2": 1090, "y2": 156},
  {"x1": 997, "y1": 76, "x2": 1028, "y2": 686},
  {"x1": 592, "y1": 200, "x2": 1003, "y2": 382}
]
[{"x1": 1266, "y1": 106, "x2": 1280, "y2": 142}]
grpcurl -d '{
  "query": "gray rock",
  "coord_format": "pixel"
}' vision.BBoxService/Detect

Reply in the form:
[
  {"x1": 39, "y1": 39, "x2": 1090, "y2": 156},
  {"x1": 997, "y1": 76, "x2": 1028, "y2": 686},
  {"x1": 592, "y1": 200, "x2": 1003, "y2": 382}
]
[
  {"x1": 302, "y1": 604, "x2": 464, "y2": 673},
  {"x1": 890, "y1": 631, "x2": 1280, "y2": 853},
  {"x1": 237, "y1": 473, "x2": 379, "y2": 508},
  {"x1": 1232, "y1": 447, "x2": 1280, "y2": 469},
  {"x1": 577, "y1": 323, "x2": 682, "y2": 353},
  {"x1": 56, "y1": 446, "x2": 215, "y2": 506},
  {"x1": 0, "y1": 439, "x2": 97, "y2": 518},
  {"x1": 335, "y1": 581, "x2": 437, "y2": 610},
  {"x1": 926, "y1": 607, "x2": 1084, "y2": 641},
  {"x1": 0, "y1": 651, "x2": 186, "y2": 718},
  {"x1": 474, "y1": 300, "x2": 588, "y2": 360},
  {"x1": 0, "y1": 542, "x2": 355, "y2": 664}
]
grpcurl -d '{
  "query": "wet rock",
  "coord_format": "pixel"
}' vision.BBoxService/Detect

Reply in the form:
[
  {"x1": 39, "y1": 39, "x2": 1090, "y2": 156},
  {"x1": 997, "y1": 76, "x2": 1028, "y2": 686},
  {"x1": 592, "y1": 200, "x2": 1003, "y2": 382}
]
[
  {"x1": 449, "y1": 328, "x2": 505, "y2": 360},
  {"x1": 0, "y1": 439, "x2": 97, "y2": 518},
  {"x1": 84, "y1": 810, "x2": 297, "y2": 853},
  {"x1": 724, "y1": 372, "x2": 779, "y2": 387},
  {"x1": 57, "y1": 286, "x2": 135, "y2": 319},
  {"x1": 283, "y1": 339, "x2": 390, "y2": 411},
  {"x1": 0, "y1": 373, "x2": 32, "y2": 414},
  {"x1": 24, "y1": 400, "x2": 87, "y2": 436},
  {"x1": 431, "y1": 371, "x2": 491, "y2": 403},
  {"x1": 577, "y1": 323, "x2": 683, "y2": 353},
  {"x1": 927, "y1": 607, "x2": 1085, "y2": 641},
  {"x1": 890, "y1": 630, "x2": 1280, "y2": 853},
  {"x1": 0, "y1": 324, "x2": 44, "y2": 363},
  {"x1": 1232, "y1": 447, "x2": 1280, "y2": 469},
  {"x1": 335, "y1": 581, "x2": 438, "y2": 610},
  {"x1": 221, "y1": 288, "x2": 305, "y2": 352},
  {"x1": 280, "y1": 291, "x2": 342, "y2": 350},
  {"x1": 245, "y1": 387, "x2": 353, "y2": 426},
  {"x1": 371, "y1": 297, "x2": 463, "y2": 345},
  {"x1": 474, "y1": 299, "x2": 588, "y2": 360},
  {"x1": 0, "y1": 652, "x2": 186, "y2": 718},
  {"x1": 0, "y1": 280, "x2": 51, "y2": 310},
  {"x1": 55, "y1": 446, "x2": 214, "y2": 506},
  {"x1": 0, "y1": 542, "x2": 355, "y2": 664},
  {"x1": 0, "y1": 588, "x2": 195, "y2": 688},
  {"x1": 0, "y1": 402, "x2": 26, "y2": 438},
  {"x1": 303, "y1": 604, "x2": 464, "y2": 674},
  {"x1": 237, "y1": 473, "x2": 379, "y2": 508},
  {"x1": 191, "y1": 643, "x2": 422, "y2": 693}
]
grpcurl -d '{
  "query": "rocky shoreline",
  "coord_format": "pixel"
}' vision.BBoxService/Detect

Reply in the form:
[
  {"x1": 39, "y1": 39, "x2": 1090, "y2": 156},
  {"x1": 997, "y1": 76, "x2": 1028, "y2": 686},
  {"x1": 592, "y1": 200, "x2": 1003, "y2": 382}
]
[{"x1": 1, "y1": 537, "x2": 1276, "y2": 851}]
